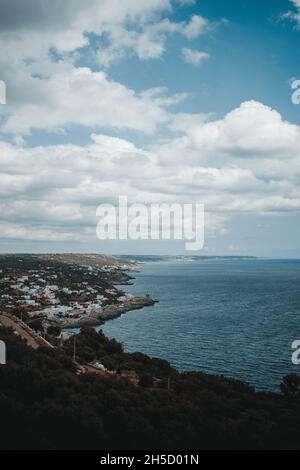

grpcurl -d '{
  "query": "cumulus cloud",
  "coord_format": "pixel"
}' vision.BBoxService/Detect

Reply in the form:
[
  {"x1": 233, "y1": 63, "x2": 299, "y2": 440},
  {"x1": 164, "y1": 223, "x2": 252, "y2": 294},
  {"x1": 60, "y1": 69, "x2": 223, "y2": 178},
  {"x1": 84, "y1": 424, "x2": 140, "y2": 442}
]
[
  {"x1": 96, "y1": 14, "x2": 211, "y2": 67},
  {"x1": 2, "y1": 65, "x2": 175, "y2": 135},
  {"x1": 157, "y1": 101, "x2": 300, "y2": 167},
  {"x1": 281, "y1": 0, "x2": 300, "y2": 28},
  {"x1": 0, "y1": 1, "x2": 214, "y2": 135},
  {"x1": 181, "y1": 48, "x2": 210, "y2": 66},
  {"x1": 183, "y1": 14, "x2": 209, "y2": 38},
  {"x1": 168, "y1": 112, "x2": 212, "y2": 132},
  {"x1": 1, "y1": 101, "x2": 300, "y2": 242},
  {"x1": 0, "y1": 0, "x2": 172, "y2": 54},
  {"x1": 0, "y1": 1, "x2": 210, "y2": 67}
]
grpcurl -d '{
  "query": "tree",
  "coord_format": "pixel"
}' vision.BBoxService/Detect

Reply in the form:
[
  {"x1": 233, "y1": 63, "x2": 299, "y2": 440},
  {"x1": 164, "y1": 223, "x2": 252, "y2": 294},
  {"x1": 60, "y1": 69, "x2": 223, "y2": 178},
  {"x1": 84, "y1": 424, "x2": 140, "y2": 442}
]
[
  {"x1": 47, "y1": 325, "x2": 62, "y2": 337},
  {"x1": 28, "y1": 318, "x2": 43, "y2": 332},
  {"x1": 139, "y1": 373, "x2": 153, "y2": 389},
  {"x1": 280, "y1": 374, "x2": 300, "y2": 399}
]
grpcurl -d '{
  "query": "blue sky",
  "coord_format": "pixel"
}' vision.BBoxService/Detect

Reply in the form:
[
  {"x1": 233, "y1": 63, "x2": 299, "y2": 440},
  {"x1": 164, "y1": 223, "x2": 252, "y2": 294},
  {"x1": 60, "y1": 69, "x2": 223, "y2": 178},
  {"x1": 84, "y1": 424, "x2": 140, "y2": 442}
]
[
  {"x1": 0, "y1": 0, "x2": 300, "y2": 257},
  {"x1": 109, "y1": 0, "x2": 300, "y2": 122}
]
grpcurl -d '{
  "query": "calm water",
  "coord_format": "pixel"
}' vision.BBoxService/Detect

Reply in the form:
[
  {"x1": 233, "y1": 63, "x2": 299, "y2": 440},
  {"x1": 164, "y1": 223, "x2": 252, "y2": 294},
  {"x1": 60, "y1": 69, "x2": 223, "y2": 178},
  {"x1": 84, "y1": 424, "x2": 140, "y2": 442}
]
[{"x1": 100, "y1": 259, "x2": 300, "y2": 391}]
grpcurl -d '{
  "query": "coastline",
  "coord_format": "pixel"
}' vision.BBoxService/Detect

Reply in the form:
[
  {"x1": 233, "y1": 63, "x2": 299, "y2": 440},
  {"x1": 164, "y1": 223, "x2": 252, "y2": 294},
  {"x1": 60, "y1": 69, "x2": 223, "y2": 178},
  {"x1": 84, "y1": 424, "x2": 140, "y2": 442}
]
[
  {"x1": 59, "y1": 292, "x2": 157, "y2": 329},
  {"x1": 2, "y1": 256, "x2": 300, "y2": 450},
  {"x1": 0, "y1": 254, "x2": 158, "y2": 335},
  {"x1": 52, "y1": 261, "x2": 158, "y2": 329},
  {"x1": 4, "y1": 254, "x2": 296, "y2": 392}
]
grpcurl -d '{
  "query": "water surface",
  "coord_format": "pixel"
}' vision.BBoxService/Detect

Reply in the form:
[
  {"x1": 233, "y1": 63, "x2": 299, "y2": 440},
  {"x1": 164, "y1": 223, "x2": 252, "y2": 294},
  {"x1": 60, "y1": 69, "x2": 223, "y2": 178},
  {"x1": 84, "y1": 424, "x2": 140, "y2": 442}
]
[{"x1": 101, "y1": 259, "x2": 300, "y2": 391}]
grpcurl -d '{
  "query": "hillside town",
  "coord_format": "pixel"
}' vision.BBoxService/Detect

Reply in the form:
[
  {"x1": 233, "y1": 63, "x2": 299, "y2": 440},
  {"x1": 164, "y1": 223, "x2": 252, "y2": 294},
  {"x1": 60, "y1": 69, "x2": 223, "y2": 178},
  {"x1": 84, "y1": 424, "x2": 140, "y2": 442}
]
[{"x1": 0, "y1": 254, "x2": 156, "y2": 332}]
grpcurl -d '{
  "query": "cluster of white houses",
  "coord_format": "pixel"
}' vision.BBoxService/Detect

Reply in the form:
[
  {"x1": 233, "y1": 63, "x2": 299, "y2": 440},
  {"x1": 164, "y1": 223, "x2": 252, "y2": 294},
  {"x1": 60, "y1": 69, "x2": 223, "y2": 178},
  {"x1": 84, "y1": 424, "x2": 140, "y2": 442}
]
[{"x1": 0, "y1": 264, "x2": 133, "y2": 323}]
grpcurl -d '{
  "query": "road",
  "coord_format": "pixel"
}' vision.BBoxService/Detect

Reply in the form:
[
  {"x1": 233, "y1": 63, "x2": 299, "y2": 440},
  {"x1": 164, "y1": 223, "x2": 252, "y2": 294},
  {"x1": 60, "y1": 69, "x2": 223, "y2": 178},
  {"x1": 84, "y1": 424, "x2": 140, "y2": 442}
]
[
  {"x1": 0, "y1": 313, "x2": 53, "y2": 349},
  {"x1": 0, "y1": 314, "x2": 140, "y2": 382}
]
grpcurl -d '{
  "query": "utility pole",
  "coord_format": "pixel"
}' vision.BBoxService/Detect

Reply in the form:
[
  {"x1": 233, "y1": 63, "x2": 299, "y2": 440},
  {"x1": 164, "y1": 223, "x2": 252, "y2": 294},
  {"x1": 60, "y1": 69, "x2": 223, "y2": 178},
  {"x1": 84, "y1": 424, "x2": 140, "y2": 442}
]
[
  {"x1": 167, "y1": 376, "x2": 170, "y2": 391},
  {"x1": 73, "y1": 335, "x2": 76, "y2": 362}
]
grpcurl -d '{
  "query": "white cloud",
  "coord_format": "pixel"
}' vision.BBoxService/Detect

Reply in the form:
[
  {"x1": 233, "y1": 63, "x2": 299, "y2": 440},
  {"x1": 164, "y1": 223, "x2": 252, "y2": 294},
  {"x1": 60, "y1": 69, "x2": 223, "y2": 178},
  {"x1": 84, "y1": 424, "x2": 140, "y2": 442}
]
[
  {"x1": 183, "y1": 15, "x2": 209, "y2": 38},
  {"x1": 281, "y1": 0, "x2": 300, "y2": 28},
  {"x1": 0, "y1": 1, "x2": 214, "y2": 135},
  {"x1": 168, "y1": 112, "x2": 212, "y2": 132},
  {"x1": 0, "y1": 0, "x2": 172, "y2": 55},
  {"x1": 0, "y1": 1, "x2": 211, "y2": 68},
  {"x1": 2, "y1": 65, "x2": 180, "y2": 135},
  {"x1": 152, "y1": 101, "x2": 300, "y2": 213},
  {"x1": 95, "y1": 14, "x2": 212, "y2": 67},
  {"x1": 1, "y1": 101, "x2": 300, "y2": 242},
  {"x1": 181, "y1": 48, "x2": 210, "y2": 66},
  {"x1": 187, "y1": 101, "x2": 300, "y2": 166}
]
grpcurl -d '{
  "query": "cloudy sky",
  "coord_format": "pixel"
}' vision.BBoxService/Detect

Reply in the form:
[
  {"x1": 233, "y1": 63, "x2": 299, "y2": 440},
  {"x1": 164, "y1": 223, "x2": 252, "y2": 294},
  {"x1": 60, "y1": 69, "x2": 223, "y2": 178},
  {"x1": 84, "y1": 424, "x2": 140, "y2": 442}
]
[{"x1": 0, "y1": 0, "x2": 300, "y2": 256}]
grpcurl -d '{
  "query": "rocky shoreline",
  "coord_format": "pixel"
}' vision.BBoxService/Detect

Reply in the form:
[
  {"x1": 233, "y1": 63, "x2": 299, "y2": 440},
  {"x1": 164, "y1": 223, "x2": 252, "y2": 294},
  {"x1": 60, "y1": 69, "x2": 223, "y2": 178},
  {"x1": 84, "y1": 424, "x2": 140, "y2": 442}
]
[{"x1": 59, "y1": 294, "x2": 158, "y2": 329}]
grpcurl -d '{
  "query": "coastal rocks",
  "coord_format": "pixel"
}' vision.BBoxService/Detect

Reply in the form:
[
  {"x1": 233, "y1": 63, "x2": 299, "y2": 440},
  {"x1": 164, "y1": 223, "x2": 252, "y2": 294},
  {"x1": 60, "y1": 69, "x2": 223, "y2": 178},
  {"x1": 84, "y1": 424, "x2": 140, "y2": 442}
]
[{"x1": 60, "y1": 294, "x2": 157, "y2": 329}]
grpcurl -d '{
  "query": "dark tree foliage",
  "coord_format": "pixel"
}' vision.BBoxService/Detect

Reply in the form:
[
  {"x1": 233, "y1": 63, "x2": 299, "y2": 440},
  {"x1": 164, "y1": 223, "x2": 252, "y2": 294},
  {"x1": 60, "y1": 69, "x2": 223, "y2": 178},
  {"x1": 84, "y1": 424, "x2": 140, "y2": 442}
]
[
  {"x1": 139, "y1": 373, "x2": 154, "y2": 389},
  {"x1": 63, "y1": 327, "x2": 124, "y2": 363},
  {"x1": 280, "y1": 373, "x2": 300, "y2": 400},
  {"x1": 47, "y1": 325, "x2": 62, "y2": 337},
  {"x1": 28, "y1": 318, "x2": 43, "y2": 332},
  {"x1": 1, "y1": 326, "x2": 300, "y2": 450}
]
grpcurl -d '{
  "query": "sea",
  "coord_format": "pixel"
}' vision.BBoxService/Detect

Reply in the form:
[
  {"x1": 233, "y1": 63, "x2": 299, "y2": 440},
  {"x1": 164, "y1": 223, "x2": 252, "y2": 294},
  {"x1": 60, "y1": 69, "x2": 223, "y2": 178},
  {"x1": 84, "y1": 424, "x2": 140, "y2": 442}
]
[{"x1": 100, "y1": 257, "x2": 300, "y2": 392}]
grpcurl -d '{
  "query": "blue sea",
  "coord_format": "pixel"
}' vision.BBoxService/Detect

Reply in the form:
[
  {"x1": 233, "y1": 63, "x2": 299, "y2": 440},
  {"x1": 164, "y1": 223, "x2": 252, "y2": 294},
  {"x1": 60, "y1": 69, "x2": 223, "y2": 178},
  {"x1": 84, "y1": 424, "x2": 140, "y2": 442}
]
[{"x1": 100, "y1": 258, "x2": 300, "y2": 392}]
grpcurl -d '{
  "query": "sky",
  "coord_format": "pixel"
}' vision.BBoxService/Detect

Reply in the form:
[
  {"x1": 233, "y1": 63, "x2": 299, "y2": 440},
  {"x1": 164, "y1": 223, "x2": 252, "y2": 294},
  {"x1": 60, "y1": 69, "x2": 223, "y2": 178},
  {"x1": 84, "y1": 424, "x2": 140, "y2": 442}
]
[{"x1": 0, "y1": 0, "x2": 300, "y2": 257}]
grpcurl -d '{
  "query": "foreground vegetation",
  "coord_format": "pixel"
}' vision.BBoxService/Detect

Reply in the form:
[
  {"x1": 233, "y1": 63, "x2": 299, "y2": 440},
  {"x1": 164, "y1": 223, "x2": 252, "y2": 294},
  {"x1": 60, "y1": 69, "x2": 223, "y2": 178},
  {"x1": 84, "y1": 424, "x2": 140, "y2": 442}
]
[{"x1": 1, "y1": 326, "x2": 300, "y2": 450}]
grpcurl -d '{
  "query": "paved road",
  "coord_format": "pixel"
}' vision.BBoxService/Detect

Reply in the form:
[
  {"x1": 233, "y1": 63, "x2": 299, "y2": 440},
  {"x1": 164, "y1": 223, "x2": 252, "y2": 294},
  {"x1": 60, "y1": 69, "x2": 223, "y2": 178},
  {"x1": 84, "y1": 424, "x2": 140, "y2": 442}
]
[
  {"x1": 0, "y1": 315, "x2": 141, "y2": 382},
  {"x1": 0, "y1": 314, "x2": 53, "y2": 349}
]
